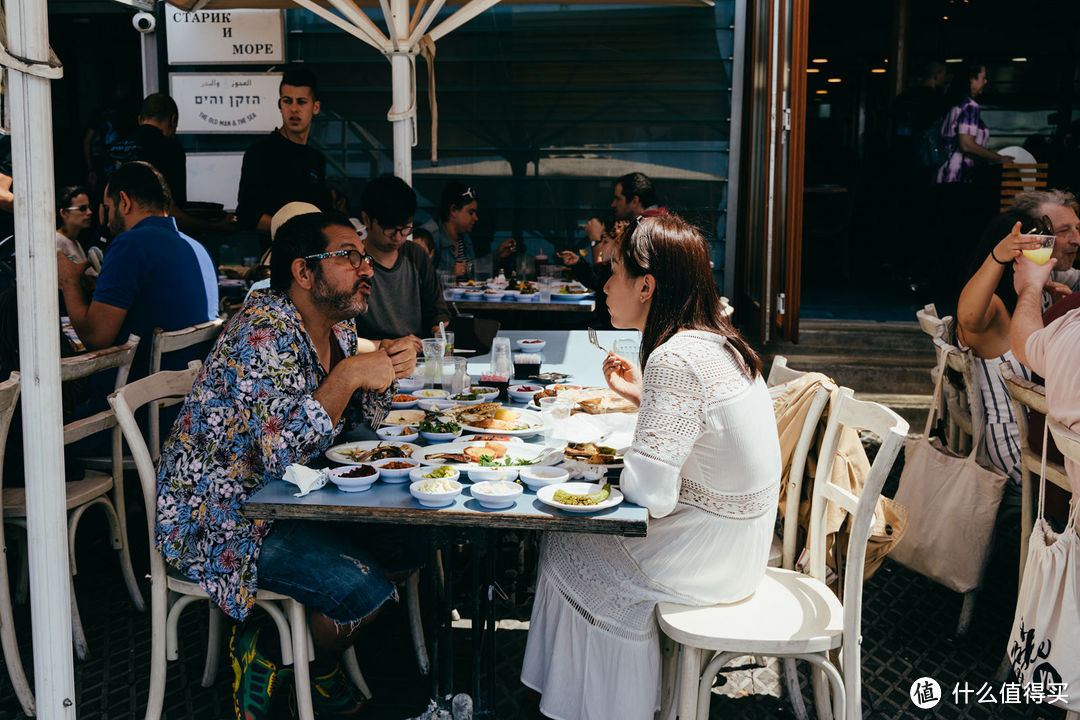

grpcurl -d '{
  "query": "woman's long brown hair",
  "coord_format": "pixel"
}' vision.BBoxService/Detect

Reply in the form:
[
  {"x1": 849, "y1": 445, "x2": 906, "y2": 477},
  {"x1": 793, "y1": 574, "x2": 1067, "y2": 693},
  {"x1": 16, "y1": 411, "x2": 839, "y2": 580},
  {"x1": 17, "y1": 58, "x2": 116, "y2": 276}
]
[{"x1": 615, "y1": 213, "x2": 761, "y2": 376}]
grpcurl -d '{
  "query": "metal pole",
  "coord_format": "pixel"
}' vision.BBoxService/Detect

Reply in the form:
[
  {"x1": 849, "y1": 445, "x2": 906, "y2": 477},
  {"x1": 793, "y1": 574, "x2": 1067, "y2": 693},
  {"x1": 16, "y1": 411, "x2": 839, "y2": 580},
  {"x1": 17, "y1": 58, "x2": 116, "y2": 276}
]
[
  {"x1": 724, "y1": 0, "x2": 746, "y2": 302},
  {"x1": 7, "y1": 0, "x2": 77, "y2": 716},
  {"x1": 140, "y1": 29, "x2": 159, "y2": 96},
  {"x1": 389, "y1": 0, "x2": 413, "y2": 184}
]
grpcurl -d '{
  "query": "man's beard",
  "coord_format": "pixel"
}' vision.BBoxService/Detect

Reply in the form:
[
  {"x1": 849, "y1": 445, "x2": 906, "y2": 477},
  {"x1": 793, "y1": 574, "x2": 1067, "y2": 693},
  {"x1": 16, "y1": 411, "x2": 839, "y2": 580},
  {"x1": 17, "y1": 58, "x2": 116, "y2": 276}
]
[{"x1": 312, "y1": 272, "x2": 367, "y2": 320}]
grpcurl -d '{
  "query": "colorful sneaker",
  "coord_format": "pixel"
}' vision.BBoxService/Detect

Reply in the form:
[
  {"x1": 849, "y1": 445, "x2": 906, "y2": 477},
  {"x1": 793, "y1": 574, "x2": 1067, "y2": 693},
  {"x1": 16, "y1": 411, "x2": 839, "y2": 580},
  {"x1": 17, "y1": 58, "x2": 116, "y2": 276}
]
[
  {"x1": 230, "y1": 625, "x2": 289, "y2": 720},
  {"x1": 310, "y1": 664, "x2": 367, "y2": 717}
]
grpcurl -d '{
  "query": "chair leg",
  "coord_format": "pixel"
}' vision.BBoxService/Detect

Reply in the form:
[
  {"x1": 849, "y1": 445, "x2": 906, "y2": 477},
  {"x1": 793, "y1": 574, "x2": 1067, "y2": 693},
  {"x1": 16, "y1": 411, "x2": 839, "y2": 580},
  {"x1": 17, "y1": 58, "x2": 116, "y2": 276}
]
[
  {"x1": 201, "y1": 604, "x2": 224, "y2": 687},
  {"x1": 676, "y1": 642, "x2": 702, "y2": 720},
  {"x1": 70, "y1": 573, "x2": 89, "y2": 661},
  {"x1": 289, "y1": 601, "x2": 315, "y2": 720},
  {"x1": 956, "y1": 592, "x2": 977, "y2": 636},
  {"x1": 783, "y1": 658, "x2": 810, "y2": 720},
  {"x1": 343, "y1": 646, "x2": 372, "y2": 700},
  {"x1": 255, "y1": 599, "x2": 295, "y2": 666},
  {"x1": 12, "y1": 530, "x2": 28, "y2": 604},
  {"x1": 405, "y1": 570, "x2": 430, "y2": 675},
  {"x1": 145, "y1": 581, "x2": 169, "y2": 720},
  {"x1": 656, "y1": 634, "x2": 678, "y2": 720},
  {"x1": 1020, "y1": 464, "x2": 1033, "y2": 586},
  {"x1": 166, "y1": 594, "x2": 203, "y2": 661},
  {"x1": 0, "y1": 527, "x2": 35, "y2": 717},
  {"x1": 811, "y1": 665, "x2": 832, "y2": 720}
]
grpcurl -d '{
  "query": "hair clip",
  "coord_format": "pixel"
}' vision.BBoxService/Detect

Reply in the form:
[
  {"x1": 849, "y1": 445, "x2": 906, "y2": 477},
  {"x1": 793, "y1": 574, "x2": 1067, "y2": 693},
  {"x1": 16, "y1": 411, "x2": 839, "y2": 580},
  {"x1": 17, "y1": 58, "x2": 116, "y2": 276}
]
[{"x1": 462, "y1": 187, "x2": 476, "y2": 200}]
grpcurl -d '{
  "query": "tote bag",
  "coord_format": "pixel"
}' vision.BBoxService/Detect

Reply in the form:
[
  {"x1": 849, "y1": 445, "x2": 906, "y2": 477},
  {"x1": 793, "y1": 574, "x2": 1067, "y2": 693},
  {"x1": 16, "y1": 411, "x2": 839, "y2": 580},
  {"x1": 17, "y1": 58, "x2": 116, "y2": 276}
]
[
  {"x1": 1007, "y1": 423, "x2": 1080, "y2": 711},
  {"x1": 890, "y1": 353, "x2": 1008, "y2": 593}
]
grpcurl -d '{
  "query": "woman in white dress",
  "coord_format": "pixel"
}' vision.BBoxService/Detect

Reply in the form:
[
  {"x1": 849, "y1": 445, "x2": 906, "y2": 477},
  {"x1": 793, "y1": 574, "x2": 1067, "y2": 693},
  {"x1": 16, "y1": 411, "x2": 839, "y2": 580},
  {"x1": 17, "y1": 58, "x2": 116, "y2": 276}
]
[
  {"x1": 521, "y1": 214, "x2": 782, "y2": 720},
  {"x1": 55, "y1": 185, "x2": 92, "y2": 263}
]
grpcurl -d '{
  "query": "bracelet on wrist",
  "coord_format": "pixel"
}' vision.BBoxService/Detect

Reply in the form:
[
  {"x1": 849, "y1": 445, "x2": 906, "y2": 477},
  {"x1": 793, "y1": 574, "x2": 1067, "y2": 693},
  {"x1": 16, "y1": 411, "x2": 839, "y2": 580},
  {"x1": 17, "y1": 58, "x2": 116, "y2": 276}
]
[{"x1": 990, "y1": 250, "x2": 1009, "y2": 265}]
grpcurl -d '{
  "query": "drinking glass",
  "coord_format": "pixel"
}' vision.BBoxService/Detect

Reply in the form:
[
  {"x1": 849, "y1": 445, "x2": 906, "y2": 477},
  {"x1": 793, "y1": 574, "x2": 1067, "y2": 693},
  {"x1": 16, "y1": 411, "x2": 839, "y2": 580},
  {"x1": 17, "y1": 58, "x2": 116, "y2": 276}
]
[
  {"x1": 539, "y1": 396, "x2": 573, "y2": 444},
  {"x1": 443, "y1": 358, "x2": 468, "y2": 395},
  {"x1": 422, "y1": 338, "x2": 445, "y2": 386},
  {"x1": 1022, "y1": 234, "x2": 1055, "y2": 266},
  {"x1": 441, "y1": 331, "x2": 455, "y2": 356},
  {"x1": 537, "y1": 277, "x2": 553, "y2": 303}
]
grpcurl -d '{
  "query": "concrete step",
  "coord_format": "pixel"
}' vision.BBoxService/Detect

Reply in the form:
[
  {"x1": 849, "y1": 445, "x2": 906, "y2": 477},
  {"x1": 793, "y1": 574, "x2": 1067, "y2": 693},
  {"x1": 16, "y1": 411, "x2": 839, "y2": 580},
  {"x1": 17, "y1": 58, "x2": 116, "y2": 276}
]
[
  {"x1": 788, "y1": 320, "x2": 930, "y2": 356},
  {"x1": 764, "y1": 354, "x2": 935, "y2": 396}
]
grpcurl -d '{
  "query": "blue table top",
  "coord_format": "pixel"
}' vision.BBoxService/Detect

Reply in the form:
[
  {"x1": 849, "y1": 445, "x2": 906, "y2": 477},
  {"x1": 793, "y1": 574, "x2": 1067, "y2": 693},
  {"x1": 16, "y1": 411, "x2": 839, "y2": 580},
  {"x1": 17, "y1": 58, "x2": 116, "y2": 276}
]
[{"x1": 467, "y1": 329, "x2": 640, "y2": 388}]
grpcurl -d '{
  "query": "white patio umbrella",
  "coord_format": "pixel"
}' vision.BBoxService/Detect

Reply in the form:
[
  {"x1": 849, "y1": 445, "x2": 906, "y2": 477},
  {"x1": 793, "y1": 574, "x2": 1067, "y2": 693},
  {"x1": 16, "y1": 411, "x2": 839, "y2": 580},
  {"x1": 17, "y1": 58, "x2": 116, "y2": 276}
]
[{"x1": 166, "y1": 0, "x2": 713, "y2": 185}]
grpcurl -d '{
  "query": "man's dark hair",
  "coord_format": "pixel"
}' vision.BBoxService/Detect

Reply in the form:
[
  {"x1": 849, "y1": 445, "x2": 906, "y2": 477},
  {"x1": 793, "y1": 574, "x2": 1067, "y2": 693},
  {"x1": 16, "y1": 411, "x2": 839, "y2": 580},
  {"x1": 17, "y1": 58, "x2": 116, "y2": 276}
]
[
  {"x1": 280, "y1": 66, "x2": 319, "y2": 101},
  {"x1": 270, "y1": 211, "x2": 354, "y2": 291},
  {"x1": 139, "y1": 93, "x2": 179, "y2": 122},
  {"x1": 617, "y1": 172, "x2": 656, "y2": 209},
  {"x1": 105, "y1": 161, "x2": 171, "y2": 211},
  {"x1": 360, "y1": 174, "x2": 416, "y2": 229}
]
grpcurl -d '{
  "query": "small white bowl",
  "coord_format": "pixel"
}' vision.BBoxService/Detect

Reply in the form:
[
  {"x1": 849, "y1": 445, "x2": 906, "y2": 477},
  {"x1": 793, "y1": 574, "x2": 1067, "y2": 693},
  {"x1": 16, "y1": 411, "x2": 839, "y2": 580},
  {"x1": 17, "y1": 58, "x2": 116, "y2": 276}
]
[
  {"x1": 420, "y1": 427, "x2": 463, "y2": 443},
  {"x1": 370, "y1": 456, "x2": 420, "y2": 482},
  {"x1": 418, "y1": 398, "x2": 457, "y2": 412},
  {"x1": 375, "y1": 425, "x2": 419, "y2": 443},
  {"x1": 448, "y1": 393, "x2": 485, "y2": 406},
  {"x1": 469, "y1": 386, "x2": 499, "y2": 401},
  {"x1": 415, "y1": 388, "x2": 450, "y2": 399},
  {"x1": 470, "y1": 480, "x2": 524, "y2": 509},
  {"x1": 391, "y1": 395, "x2": 420, "y2": 409},
  {"x1": 484, "y1": 291, "x2": 506, "y2": 301},
  {"x1": 518, "y1": 465, "x2": 570, "y2": 490},
  {"x1": 464, "y1": 290, "x2": 485, "y2": 300},
  {"x1": 397, "y1": 377, "x2": 425, "y2": 393},
  {"x1": 516, "y1": 338, "x2": 546, "y2": 353},
  {"x1": 467, "y1": 466, "x2": 520, "y2": 483},
  {"x1": 502, "y1": 290, "x2": 521, "y2": 300},
  {"x1": 409, "y1": 479, "x2": 463, "y2": 508},
  {"x1": 327, "y1": 465, "x2": 380, "y2": 492},
  {"x1": 508, "y1": 384, "x2": 544, "y2": 404}
]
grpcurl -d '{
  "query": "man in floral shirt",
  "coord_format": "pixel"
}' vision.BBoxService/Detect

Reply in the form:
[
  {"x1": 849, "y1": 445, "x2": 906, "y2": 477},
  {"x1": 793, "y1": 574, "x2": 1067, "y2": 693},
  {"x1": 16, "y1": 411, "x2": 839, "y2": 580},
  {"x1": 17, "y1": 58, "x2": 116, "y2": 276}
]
[{"x1": 156, "y1": 211, "x2": 416, "y2": 718}]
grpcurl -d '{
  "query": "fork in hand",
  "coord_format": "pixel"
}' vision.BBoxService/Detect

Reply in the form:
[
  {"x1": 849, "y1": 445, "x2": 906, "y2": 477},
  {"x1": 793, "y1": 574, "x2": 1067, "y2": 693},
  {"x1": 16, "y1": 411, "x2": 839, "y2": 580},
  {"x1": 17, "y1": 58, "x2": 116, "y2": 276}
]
[{"x1": 587, "y1": 327, "x2": 607, "y2": 353}]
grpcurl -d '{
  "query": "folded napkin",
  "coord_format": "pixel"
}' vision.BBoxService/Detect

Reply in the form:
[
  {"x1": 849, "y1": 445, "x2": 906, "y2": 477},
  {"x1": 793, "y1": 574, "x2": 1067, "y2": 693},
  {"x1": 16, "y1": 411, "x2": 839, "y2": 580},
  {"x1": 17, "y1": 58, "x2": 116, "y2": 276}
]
[{"x1": 282, "y1": 464, "x2": 327, "y2": 497}]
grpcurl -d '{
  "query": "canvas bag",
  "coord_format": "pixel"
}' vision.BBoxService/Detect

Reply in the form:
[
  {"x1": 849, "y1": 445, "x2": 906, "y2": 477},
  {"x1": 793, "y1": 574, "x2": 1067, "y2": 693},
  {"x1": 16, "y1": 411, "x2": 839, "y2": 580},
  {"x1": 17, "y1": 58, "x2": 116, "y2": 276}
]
[
  {"x1": 889, "y1": 352, "x2": 1008, "y2": 593},
  {"x1": 1007, "y1": 424, "x2": 1080, "y2": 711}
]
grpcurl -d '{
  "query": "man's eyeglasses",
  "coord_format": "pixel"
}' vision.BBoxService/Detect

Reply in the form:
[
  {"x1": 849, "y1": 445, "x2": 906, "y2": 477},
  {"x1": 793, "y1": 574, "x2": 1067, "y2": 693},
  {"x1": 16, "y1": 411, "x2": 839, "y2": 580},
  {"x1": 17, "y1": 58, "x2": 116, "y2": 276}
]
[
  {"x1": 65, "y1": 204, "x2": 91, "y2": 213},
  {"x1": 304, "y1": 249, "x2": 374, "y2": 269},
  {"x1": 382, "y1": 224, "x2": 413, "y2": 239}
]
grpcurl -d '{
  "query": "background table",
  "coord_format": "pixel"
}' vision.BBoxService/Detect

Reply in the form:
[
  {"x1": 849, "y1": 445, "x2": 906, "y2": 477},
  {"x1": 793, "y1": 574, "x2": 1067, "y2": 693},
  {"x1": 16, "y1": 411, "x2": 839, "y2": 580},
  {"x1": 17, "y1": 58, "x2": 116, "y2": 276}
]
[{"x1": 465, "y1": 328, "x2": 641, "y2": 386}]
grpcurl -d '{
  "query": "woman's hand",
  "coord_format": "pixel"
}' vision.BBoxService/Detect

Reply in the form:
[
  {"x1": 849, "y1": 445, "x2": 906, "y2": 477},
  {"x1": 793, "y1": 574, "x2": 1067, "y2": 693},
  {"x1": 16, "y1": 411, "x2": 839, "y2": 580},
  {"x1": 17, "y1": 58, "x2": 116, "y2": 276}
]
[
  {"x1": 452, "y1": 261, "x2": 468, "y2": 276},
  {"x1": 495, "y1": 238, "x2": 517, "y2": 259},
  {"x1": 992, "y1": 221, "x2": 1040, "y2": 264},
  {"x1": 557, "y1": 250, "x2": 580, "y2": 266},
  {"x1": 1045, "y1": 280, "x2": 1071, "y2": 305},
  {"x1": 602, "y1": 351, "x2": 642, "y2": 407}
]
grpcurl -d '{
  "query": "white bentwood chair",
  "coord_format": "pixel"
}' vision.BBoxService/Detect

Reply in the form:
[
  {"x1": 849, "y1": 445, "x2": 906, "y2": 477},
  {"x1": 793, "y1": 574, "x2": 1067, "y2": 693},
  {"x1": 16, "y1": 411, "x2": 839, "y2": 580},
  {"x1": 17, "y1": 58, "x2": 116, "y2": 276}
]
[{"x1": 657, "y1": 387, "x2": 908, "y2": 720}]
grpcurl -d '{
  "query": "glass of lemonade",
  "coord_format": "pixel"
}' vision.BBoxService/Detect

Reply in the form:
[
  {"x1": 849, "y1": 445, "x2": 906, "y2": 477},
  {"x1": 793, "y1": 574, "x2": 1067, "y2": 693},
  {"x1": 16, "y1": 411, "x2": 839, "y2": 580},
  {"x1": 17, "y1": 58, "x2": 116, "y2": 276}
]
[{"x1": 1022, "y1": 234, "x2": 1055, "y2": 266}]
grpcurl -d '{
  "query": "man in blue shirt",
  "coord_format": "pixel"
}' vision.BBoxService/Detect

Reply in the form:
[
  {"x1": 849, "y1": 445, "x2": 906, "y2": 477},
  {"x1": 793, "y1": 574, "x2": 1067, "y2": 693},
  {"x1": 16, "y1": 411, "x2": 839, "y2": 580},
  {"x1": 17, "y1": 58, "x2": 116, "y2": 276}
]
[{"x1": 57, "y1": 161, "x2": 218, "y2": 375}]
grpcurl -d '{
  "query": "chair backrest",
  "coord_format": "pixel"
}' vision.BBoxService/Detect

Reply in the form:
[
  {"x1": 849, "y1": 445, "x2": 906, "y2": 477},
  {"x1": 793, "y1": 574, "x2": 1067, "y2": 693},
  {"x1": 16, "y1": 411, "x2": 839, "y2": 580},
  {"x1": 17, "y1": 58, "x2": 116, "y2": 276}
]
[
  {"x1": 1048, "y1": 419, "x2": 1080, "y2": 465},
  {"x1": 107, "y1": 363, "x2": 201, "y2": 585},
  {"x1": 766, "y1": 355, "x2": 835, "y2": 569},
  {"x1": 147, "y1": 317, "x2": 225, "y2": 458},
  {"x1": 59, "y1": 336, "x2": 139, "y2": 452},
  {"x1": 806, "y1": 387, "x2": 908, "y2": 635},
  {"x1": 1000, "y1": 361, "x2": 1046, "y2": 449},
  {"x1": 0, "y1": 373, "x2": 20, "y2": 493}
]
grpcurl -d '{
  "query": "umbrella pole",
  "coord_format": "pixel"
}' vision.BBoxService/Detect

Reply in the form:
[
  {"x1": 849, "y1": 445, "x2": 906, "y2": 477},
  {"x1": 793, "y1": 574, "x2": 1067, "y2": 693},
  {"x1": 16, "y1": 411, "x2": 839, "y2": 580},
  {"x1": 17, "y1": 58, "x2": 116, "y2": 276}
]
[
  {"x1": 7, "y1": 0, "x2": 77, "y2": 717},
  {"x1": 389, "y1": 0, "x2": 413, "y2": 184}
]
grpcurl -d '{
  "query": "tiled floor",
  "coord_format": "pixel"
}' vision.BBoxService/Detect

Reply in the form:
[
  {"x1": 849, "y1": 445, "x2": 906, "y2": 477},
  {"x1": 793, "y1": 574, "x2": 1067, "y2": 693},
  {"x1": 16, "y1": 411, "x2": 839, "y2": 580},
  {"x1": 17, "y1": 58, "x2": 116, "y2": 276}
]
[{"x1": 0, "y1": 458, "x2": 1069, "y2": 720}]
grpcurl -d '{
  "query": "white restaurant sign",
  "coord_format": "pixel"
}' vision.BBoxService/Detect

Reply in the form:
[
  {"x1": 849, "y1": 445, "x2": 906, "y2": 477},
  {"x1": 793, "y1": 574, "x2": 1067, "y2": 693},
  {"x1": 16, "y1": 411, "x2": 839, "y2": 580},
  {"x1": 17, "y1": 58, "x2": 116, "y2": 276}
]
[
  {"x1": 171, "y1": 72, "x2": 282, "y2": 134},
  {"x1": 166, "y1": 9, "x2": 285, "y2": 65}
]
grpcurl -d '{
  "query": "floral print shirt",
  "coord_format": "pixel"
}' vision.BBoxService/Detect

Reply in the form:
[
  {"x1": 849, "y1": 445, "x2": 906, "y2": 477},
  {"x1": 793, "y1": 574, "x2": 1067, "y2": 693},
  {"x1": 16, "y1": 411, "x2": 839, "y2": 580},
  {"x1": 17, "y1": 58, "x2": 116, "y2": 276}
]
[{"x1": 155, "y1": 288, "x2": 392, "y2": 620}]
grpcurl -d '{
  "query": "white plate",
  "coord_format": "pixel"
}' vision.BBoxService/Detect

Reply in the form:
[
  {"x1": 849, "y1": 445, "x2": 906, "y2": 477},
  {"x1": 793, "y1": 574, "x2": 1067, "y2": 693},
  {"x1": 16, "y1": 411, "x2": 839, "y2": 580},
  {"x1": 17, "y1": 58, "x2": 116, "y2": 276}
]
[
  {"x1": 325, "y1": 440, "x2": 422, "y2": 465},
  {"x1": 459, "y1": 409, "x2": 544, "y2": 436},
  {"x1": 413, "y1": 441, "x2": 560, "y2": 469},
  {"x1": 536, "y1": 482, "x2": 624, "y2": 513},
  {"x1": 461, "y1": 433, "x2": 525, "y2": 444},
  {"x1": 382, "y1": 409, "x2": 428, "y2": 426}
]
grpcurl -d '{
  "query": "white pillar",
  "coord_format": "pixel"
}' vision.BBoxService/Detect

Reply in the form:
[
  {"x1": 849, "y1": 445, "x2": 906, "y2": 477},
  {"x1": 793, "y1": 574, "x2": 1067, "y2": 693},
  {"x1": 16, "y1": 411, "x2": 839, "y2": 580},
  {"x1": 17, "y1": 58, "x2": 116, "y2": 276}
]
[
  {"x1": 389, "y1": 0, "x2": 413, "y2": 184},
  {"x1": 7, "y1": 0, "x2": 77, "y2": 717}
]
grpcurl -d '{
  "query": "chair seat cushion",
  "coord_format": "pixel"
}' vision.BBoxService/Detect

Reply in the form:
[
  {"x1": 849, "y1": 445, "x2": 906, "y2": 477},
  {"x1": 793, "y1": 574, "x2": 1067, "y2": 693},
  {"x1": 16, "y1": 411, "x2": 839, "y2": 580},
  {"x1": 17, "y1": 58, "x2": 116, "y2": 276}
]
[
  {"x1": 656, "y1": 567, "x2": 843, "y2": 655},
  {"x1": 3, "y1": 471, "x2": 114, "y2": 517}
]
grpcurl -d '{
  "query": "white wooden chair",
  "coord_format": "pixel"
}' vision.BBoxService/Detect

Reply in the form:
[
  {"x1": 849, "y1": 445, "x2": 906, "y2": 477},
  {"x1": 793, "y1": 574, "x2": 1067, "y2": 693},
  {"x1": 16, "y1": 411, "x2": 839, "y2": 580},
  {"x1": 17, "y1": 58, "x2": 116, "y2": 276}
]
[
  {"x1": 0, "y1": 373, "x2": 33, "y2": 717},
  {"x1": 147, "y1": 316, "x2": 226, "y2": 461},
  {"x1": 5, "y1": 337, "x2": 145, "y2": 662},
  {"x1": 999, "y1": 363, "x2": 1073, "y2": 582},
  {"x1": 657, "y1": 388, "x2": 908, "y2": 720},
  {"x1": 109, "y1": 364, "x2": 372, "y2": 720}
]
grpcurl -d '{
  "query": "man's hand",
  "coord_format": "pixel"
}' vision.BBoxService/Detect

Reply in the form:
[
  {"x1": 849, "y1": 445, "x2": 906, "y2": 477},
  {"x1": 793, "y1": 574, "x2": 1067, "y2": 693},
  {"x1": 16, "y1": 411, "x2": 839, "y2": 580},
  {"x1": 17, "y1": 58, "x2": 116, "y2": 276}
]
[
  {"x1": 453, "y1": 261, "x2": 468, "y2": 276},
  {"x1": 57, "y1": 251, "x2": 90, "y2": 289},
  {"x1": 557, "y1": 250, "x2": 581, "y2": 267},
  {"x1": 495, "y1": 238, "x2": 517, "y2": 259},
  {"x1": 1045, "y1": 280, "x2": 1072, "y2": 306},
  {"x1": 1012, "y1": 254, "x2": 1057, "y2": 298},
  {"x1": 348, "y1": 350, "x2": 396, "y2": 392},
  {"x1": 585, "y1": 218, "x2": 604, "y2": 244},
  {"x1": 379, "y1": 336, "x2": 419, "y2": 378}
]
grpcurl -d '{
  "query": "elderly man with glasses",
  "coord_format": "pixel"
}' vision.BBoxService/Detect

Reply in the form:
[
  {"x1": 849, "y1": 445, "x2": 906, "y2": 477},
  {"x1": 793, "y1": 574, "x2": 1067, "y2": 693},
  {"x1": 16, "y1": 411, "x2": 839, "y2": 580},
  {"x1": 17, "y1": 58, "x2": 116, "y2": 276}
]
[
  {"x1": 157, "y1": 210, "x2": 420, "y2": 719},
  {"x1": 354, "y1": 174, "x2": 450, "y2": 346}
]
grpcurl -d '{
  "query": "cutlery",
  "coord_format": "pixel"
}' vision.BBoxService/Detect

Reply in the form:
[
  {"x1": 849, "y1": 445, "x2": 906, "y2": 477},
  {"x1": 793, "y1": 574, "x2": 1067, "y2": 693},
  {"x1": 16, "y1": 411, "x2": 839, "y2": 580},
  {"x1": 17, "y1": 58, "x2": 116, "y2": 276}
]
[{"x1": 587, "y1": 327, "x2": 607, "y2": 353}]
